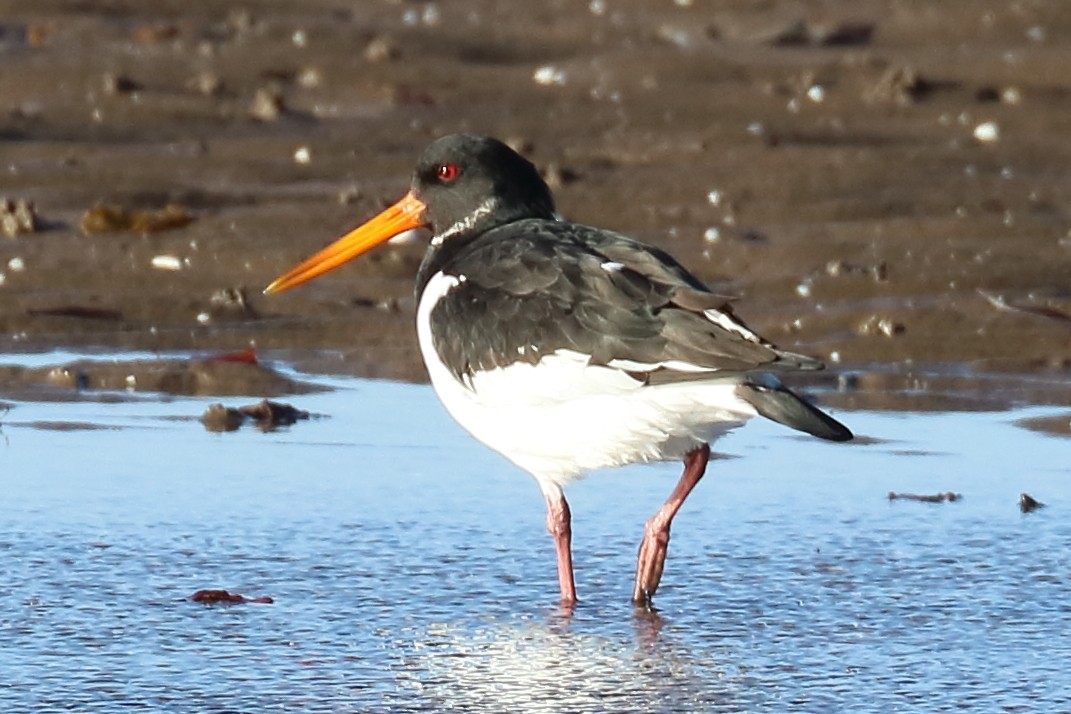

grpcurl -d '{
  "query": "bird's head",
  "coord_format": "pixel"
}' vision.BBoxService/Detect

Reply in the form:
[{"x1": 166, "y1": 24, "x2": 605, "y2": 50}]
[{"x1": 265, "y1": 134, "x2": 554, "y2": 294}]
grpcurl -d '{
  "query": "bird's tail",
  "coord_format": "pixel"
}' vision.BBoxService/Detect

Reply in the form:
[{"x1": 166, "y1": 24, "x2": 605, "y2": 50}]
[{"x1": 736, "y1": 381, "x2": 852, "y2": 442}]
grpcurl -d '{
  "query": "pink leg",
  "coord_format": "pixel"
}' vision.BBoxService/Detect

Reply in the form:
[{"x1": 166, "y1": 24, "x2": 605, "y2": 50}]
[
  {"x1": 633, "y1": 444, "x2": 711, "y2": 607},
  {"x1": 544, "y1": 487, "x2": 577, "y2": 605}
]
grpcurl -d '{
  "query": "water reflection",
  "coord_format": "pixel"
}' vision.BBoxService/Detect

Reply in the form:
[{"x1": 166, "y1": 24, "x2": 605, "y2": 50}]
[{"x1": 389, "y1": 608, "x2": 740, "y2": 713}]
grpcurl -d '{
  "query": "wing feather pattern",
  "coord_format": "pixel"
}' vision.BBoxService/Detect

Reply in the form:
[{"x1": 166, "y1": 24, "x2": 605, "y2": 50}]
[{"x1": 428, "y1": 218, "x2": 824, "y2": 383}]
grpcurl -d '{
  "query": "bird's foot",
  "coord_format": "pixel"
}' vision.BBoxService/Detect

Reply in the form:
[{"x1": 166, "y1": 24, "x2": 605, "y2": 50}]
[
  {"x1": 632, "y1": 524, "x2": 670, "y2": 607},
  {"x1": 630, "y1": 444, "x2": 710, "y2": 607}
]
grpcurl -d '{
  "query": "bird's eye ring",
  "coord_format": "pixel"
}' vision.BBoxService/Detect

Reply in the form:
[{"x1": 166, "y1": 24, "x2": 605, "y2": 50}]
[{"x1": 436, "y1": 163, "x2": 461, "y2": 182}]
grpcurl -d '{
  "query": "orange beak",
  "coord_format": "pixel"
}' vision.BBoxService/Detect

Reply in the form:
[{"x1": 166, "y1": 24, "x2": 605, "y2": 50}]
[{"x1": 264, "y1": 191, "x2": 428, "y2": 294}]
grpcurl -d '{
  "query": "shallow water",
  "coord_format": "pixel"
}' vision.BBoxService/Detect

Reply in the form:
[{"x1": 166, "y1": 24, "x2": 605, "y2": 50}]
[{"x1": 1, "y1": 355, "x2": 1068, "y2": 712}]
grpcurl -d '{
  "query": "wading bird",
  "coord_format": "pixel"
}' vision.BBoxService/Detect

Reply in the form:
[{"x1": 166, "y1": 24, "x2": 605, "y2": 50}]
[{"x1": 266, "y1": 134, "x2": 851, "y2": 607}]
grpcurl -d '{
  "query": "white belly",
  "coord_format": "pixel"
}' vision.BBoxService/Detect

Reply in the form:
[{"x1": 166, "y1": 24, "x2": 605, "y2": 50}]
[{"x1": 417, "y1": 272, "x2": 757, "y2": 490}]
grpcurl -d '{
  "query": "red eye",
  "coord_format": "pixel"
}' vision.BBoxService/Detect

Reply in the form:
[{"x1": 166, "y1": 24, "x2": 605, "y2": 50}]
[{"x1": 436, "y1": 163, "x2": 461, "y2": 182}]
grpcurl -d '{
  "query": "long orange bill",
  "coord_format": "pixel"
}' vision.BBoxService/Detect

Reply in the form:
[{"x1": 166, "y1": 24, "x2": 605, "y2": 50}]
[{"x1": 264, "y1": 191, "x2": 428, "y2": 294}]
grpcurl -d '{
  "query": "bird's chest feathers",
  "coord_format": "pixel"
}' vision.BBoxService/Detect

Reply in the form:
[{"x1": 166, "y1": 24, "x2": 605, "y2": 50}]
[{"x1": 417, "y1": 270, "x2": 550, "y2": 390}]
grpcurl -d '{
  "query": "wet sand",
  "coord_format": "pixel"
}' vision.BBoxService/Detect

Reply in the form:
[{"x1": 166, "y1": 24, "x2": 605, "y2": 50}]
[{"x1": 1, "y1": 1, "x2": 1069, "y2": 401}]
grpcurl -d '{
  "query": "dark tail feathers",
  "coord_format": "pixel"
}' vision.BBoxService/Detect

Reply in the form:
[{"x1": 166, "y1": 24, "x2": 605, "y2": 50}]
[{"x1": 736, "y1": 382, "x2": 852, "y2": 442}]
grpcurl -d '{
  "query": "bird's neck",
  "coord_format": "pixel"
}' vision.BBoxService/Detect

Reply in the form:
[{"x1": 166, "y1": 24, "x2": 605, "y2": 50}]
[{"x1": 414, "y1": 227, "x2": 484, "y2": 300}]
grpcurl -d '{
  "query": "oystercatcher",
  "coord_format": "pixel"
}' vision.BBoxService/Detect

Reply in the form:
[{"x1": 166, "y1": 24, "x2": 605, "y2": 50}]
[{"x1": 266, "y1": 134, "x2": 851, "y2": 607}]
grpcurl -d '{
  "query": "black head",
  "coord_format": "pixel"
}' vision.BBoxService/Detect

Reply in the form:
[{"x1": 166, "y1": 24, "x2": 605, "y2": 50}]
[
  {"x1": 265, "y1": 135, "x2": 556, "y2": 295},
  {"x1": 411, "y1": 134, "x2": 556, "y2": 240}
]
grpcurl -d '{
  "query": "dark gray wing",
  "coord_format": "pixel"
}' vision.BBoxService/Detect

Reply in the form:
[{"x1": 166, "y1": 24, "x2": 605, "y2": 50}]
[
  {"x1": 428, "y1": 218, "x2": 824, "y2": 381},
  {"x1": 735, "y1": 380, "x2": 852, "y2": 441}
]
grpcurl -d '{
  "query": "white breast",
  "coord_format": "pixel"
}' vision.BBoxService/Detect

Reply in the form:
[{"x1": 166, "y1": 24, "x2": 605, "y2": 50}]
[{"x1": 416, "y1": 272, "x2": 758, "y2": 492}]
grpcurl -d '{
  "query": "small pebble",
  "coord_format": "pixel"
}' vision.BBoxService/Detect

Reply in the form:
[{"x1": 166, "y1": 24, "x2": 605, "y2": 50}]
[
  {"x1": 102, "y1": 72, "x2": 141, "y2": 96},
  {"x1": 47, "y1": 367, "x2": 81, "y2": 388},
  {"x1": 533, "y1": 66, "x2": 567, "y2": 86},
  {"x1": 1, "y1": 198, "x2": 38, "y2": 238},
  {"x1": 201, "y1": 404, "x2": 245, "y2": 432},
  {"x1": 973, "y1": 121, "x2": 1000, "y2": 143},
  {"x1": 186, "y1": 71, "x2": 223, "y2": 97},
  {"x1": 249, "y1": 87, "x2": 285, "y2": 122},
  {"x1": 857, "y1": 315, "x2": 905, "y2": 337},
  {"x1": 421, "y1": 4, "x2": 441, "y2": 25},
  {"x1": 364, "y1": 36, "x2": 399, "y2": 63},
  {"x1": 337, "y1": 185, "x2": 362, "y2": 205},
  {"x1": 208, "y1": 287, "x2": 256, "y2": 319},
  {"x1": 1001, "y1": 87, "x2": 1022, "y2": 105},
  {"x1": 131, "y1": 22, "x2": 179, "y2": 44},
  {"x1": 541, "y1": 163, "x2": 578, "y2": 190},
  {"x1": 297, "y1": 66, "x2": 322, "y2": 88},
  {"x1": 151, "y1": 255, "x2": 183, "y2": 271}
]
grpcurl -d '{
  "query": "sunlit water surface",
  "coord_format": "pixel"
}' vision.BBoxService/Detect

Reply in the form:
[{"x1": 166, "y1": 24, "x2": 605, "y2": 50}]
[{"x1": 1, "y1": 354, "x2": 1068, "y2": 712}]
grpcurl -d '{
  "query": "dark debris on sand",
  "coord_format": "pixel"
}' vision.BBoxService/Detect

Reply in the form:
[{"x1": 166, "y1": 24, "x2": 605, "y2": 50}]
[
  {"x1": 201, "y1": 399, "x2": 311, "y2": 432},
  {"x1": 888, "y1": 491, "x2": 962, "y2": 504},
  {"x1": 190, "y1": 589, "x2": 273, "y2": 605},
  {"x1": 1019, "y1": 493, "x2": 1045, "y2": 514}
]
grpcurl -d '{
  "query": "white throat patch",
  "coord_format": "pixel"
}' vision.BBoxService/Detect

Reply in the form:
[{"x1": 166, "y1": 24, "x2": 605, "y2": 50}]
[{"x1": 431, "y1": 197, "x2": 498, "y2": 246}]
